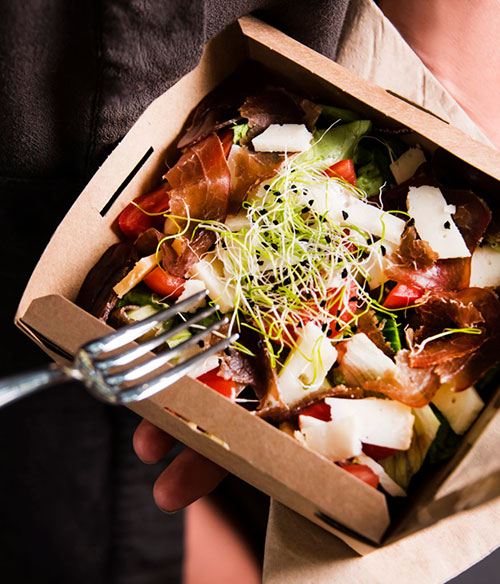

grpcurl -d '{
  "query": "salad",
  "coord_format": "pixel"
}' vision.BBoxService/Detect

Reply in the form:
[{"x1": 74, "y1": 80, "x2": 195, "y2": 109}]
[{"x1": 77, "y1": 65, "x2": 500, "y2": 498}]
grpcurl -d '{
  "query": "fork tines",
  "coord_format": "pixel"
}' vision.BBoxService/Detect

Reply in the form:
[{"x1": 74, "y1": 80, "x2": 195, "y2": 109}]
[{"x1": 78, "y1": 291, "x2": 238, "y2": 404}]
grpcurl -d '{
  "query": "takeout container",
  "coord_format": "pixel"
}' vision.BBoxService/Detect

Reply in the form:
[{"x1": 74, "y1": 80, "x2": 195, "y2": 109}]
[{"x1": 15, "y1": 16, "x2": 500, "y2": 554}]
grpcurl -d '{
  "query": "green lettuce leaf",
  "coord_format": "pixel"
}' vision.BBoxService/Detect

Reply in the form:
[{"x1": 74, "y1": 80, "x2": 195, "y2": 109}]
[
  {"x1": 426, "y1": 405, "x2": 462, "y2": 464},
  {"x1": 354, "y1": 136, "x2": 408, "y2": 197},
  {"x1": 232, "y1": 123, "x2": 249, "y2": 144},
  {"x1": 318, "y1": 104, "x2": 361, "y2": 124},
  {"x1": 296, "y1": 120, "x2": 372, "y2": 166},
  {"x1": 381, "y1": 405, "x2": 441, "y2": 489}
]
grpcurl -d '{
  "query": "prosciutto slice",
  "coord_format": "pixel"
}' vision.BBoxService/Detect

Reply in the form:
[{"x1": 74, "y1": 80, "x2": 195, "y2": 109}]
[
  {"x1": 177, "y1": 61, "x2": 270, "y2": 149},
  {"x1": 239, "y1": 87, "x2": 321, "y2": 142},
  {"x1": 410, "y1": 288, "x2": 500, "y2": 390},
  {"x1": 256, "y1": 384, "x2": 364, "y2": 423},
  {"x1": 384, "y1": 255, "x2": 470, "y2": 291},
  {"x1": 162, "y1": 133, "x2": 231, "y2": 276},
  {"x1": 364, "y1": 350, "x2": 441, "y2": 408},
  {"x1": 227, "y1": 145, "x2": 285, "y2": 213}
]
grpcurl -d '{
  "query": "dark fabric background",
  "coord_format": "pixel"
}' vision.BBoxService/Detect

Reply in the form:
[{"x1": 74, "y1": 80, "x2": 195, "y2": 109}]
[{"x1": 0, "y1": 1, "x2": 349, "y2": 582}]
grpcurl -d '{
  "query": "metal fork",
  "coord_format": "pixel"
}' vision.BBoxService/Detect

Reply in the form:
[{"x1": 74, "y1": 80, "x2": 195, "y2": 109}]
[{"x1": 1, "y1": 291, "x2": 237, "y2": 408}]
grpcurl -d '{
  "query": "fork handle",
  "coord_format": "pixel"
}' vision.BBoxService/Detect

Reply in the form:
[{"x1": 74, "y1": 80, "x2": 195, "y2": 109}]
[{"x1": 0, "y1": 364, "x2": 73, "y2": 408}]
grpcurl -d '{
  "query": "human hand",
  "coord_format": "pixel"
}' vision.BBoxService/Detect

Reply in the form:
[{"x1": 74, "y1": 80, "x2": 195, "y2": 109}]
[{"x1": 133, "y1": 419, "x2": 228, "y2": 512}]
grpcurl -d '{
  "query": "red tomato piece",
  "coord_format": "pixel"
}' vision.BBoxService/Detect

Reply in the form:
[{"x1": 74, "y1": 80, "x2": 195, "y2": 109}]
[
  {"x1": 301, "y1": 401, "x2": 332, "y2": 421},
  {"x1": 324, "y1": 159, "x2": 357, "y2": 186},
  {"x1": 383, "y1": 283, "x2": 424, "y2": 309},
  {"x1": 362, "y1": 443, "x2": 397, "y2": 461},
  {"x1": 197, "y1": 367, "x2": 237, "y2": 401},
  {"x1": 143, "y1": 267, "x2": 185, "y2": 298},
  {"x1": 342, "y1": 464, "x2": 380, "y2": 489},
  {"x1": 118, "y1": 183, "x2": 171, "y2": 239}
]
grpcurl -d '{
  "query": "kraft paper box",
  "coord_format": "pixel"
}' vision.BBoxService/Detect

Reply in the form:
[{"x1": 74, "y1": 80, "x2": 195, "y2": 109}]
[{"x1": 15, "y1": 16, "x2": 500, "y2": 554}]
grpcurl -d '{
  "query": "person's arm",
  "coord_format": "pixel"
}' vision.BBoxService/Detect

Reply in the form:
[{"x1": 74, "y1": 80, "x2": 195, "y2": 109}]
[{"x1": 379, "y1": 0, "x2": 500, "y2": 149}]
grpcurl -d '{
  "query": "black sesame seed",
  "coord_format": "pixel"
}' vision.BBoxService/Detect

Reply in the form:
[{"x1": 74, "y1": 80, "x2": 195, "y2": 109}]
[
  {"x1": 271, "y1": 243, "x2": 278, "y2": 251},
  {"x1": 408, "y1": 218, "x2": 415, "y2": 227},
  {"x1": 335, "y1": 322, "x2": 341, "y2": 331},
  {"x1": 224, "y1": 347, "x2": 231, "y2": 356},
  {"x1": 273, "y1": 191, "x2": 281, "y2": 197},
  {"x1": 302, "y1": 206, "x2": 309, "y2": 213},
  {"x1": 273, "y1": 220, "x2": 279, "y2": 225},
  {"x1": 341, "y1": 268, "x2": 348, "y2": 278},
  {"x1": 321, "y1": 323, "x2": 328, "y2": 332},
  {"x1": 351, "y1": 324, "x2": 358, "y2": 333},
  {"x1": 257, "y1": 260, "x2": 264, "y2": 266},
  {"x1": 326, "y1": 329, "x2": 333, "y2": 337},
  {"x1": 325, "y1": 235, "x2": 332, "y2": 244},
  {"x1": 264, "y1": 185, "x2": 270, "y2": 191},
  {"x1": 297, "y1": 321, "x2": 303, "y2": 328},
  {"x1": 308, "y1": 199, "x2": 314, "y2": 206},
  {"x1": 320, "y1": 300, "x2": 327, "y2": 308},
  {"x1": 198, "y1": 340, "x2": 205, "y2": 348},
  {"x1": 381, "y1": 245, "x2": 386, "y2": 256},
  {"x1": 349, "y1": 296, "x2": 357, "y2": 303},
  {"x1": 342, "y1": 210, "x2": 349, "y2": 221},
  {"x1": 444, "y1": 220, "x2": 451, "y2": 229},
  {"x1": 291, "y1": 184, "x2": 297, "y2": 192}
]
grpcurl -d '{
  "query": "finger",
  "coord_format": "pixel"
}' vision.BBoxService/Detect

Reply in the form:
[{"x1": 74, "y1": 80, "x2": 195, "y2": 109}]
[
  {"x1": 153, "y1": 447, "x2": 228, "y2": 512},
  {"x1": 133, "y1": 419, "x2": 177, "y2": 463}
]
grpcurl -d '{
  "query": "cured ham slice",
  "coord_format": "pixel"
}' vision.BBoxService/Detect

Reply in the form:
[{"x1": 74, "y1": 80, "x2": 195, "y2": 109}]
[{"x1": 162, "y1": 133, "x2": 231, "y2": 276}]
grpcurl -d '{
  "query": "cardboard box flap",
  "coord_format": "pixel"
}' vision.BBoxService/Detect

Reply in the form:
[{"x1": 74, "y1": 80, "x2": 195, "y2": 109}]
[
  {"x1": 239, "y1": 16, "x2": 500, "y2": 181},
  {"x1": 20, "y1": 293, "x2": 391, "y2": 543}
]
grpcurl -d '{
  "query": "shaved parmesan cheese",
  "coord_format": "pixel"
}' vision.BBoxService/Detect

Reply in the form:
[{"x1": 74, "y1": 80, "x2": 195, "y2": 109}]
[
  {"x1": 278, "y1": 322, "x2": 337, "y2": 407},
  {"x1": 470, "y1": 245, "x2": 500, "y2": 287},
  {"x1": 432, "y1": 384, "x2": 484, "y2": 435},
  {"x1": 390, "y1": 146, "x2": 426, "y2": 185},
  {"x1": 252, "y1": 124, "x2": 312, "y2": 153},
  {"x1": 190, "y1": 254, "x2": 236, "y2": 313},
  {"x1": 325, "y1": 397, "x2": 415, "y2": 450},
  {"x1": 360, "y1": 240, "x2": 396, "y2": 290},
  {"x1": 407, "y1": 186, "x2": 470, "y2": 259},
  {"x1": 299, "y1": 415, "x2": 362, "y2": 461},
  {"x1": 175, "y1": 278, "x2": 207, "y2": 312},
  {"x1": 186, "y1": 355, "x2": 220, "y2": 379},
  {"x1": 113, "y1": 254, "x2": 157, "y2": 298},
  {"x1": 307, "y1": 181, "x2": 405, "y2": 245},
  {"x1": 338, "y1": 333, "x2": 396, "y2": 387}
]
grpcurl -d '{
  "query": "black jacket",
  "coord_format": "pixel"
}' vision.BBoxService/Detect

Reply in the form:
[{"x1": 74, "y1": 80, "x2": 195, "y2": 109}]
[{"x1": 0, "y1": 2, "x2": 349, "y2": 582}]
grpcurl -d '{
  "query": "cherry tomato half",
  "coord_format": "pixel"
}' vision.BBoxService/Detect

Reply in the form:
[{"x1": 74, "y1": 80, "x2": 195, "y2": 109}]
[
  {"x1": 342, "y1": 464, "x2": 380, "y2": 489},
  {"x1": 197, "y1": 367, "x2": 237, "y2": 401},
  {"x1": 324, "y1": 159, "x2": 357, "y2": 186},
  {"x1": 118, "y1": 183, "x2": 170, "y2": 239},
  {"x1": 383, "y1": 283, "x2": 424, "y2": 309},
  {"x1": 143, "y1": 266, "x2": 185, "y2": 298}
]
